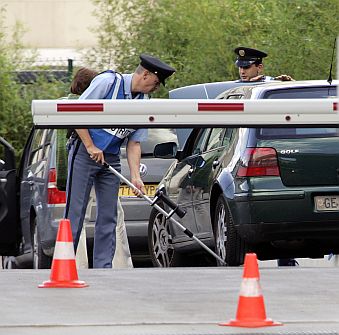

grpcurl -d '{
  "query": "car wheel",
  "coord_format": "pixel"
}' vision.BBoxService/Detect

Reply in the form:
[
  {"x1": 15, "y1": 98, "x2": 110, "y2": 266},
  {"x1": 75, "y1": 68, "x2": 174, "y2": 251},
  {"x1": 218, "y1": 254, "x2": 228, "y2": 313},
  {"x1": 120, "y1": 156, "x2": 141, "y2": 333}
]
[
  {"x1": 32, "y1": 218, "x2": 52, "y2": 269},
  {"x1": 214, "y1": 195, "x2": 247, "y2": 266},
  {"x1": 148, "y1": 205, "x2": 177, "y2": 267}
]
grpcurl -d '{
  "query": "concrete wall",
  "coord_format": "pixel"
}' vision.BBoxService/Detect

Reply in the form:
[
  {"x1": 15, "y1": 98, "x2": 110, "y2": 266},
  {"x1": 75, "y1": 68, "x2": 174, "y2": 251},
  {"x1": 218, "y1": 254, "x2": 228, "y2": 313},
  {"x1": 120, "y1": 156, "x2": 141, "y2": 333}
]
[{"x1": 1, "y1": 0, "x2": 97, "y2": 48}]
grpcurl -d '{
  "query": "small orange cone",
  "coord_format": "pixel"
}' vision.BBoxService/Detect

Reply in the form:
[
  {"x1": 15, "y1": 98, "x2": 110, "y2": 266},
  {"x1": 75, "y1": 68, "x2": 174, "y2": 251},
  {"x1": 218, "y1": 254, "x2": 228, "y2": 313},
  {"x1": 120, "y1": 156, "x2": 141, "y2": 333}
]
[
  {"x1": 219, "y1": 253, "x2": 282, "y2": 328},
  {"x1": 39, "y1": 219, "x2": 88, "y2": 288}
]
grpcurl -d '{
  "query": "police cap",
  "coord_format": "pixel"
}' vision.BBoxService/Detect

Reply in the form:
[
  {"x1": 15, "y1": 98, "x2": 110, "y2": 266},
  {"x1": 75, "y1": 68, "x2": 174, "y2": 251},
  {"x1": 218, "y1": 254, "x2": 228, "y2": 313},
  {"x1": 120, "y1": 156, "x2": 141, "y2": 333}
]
[
  {"x1": 234, "y1": 47, "x2": 268, "y2": 68},
  {"x1": 139, "y1": 53, "x2": 175, "y2": 85}
]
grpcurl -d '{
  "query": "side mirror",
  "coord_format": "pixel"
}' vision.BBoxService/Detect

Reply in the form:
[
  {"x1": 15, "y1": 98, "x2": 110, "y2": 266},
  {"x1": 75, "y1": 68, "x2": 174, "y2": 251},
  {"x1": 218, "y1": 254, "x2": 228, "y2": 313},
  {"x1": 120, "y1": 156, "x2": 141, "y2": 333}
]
[{"x1": 154, "y1": 142, "x2": 178, "y2": 159}]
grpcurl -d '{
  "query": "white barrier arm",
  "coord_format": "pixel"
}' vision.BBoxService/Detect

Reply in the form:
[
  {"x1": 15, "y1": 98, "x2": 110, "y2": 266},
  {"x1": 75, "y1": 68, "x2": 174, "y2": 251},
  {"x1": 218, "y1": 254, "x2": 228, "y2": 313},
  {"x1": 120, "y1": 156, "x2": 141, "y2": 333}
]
[{"x1": 31, "y1": 98, "x2": 339, "y2": 127}]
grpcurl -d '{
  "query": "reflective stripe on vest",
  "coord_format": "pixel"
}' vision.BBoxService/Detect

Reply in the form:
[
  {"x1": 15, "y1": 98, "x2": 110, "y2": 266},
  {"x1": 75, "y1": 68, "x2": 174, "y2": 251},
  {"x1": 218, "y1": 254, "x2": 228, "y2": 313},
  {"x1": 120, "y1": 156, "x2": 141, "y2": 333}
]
[{"x1": 89, "y1": 72, "x2": 148, "y2": 152}]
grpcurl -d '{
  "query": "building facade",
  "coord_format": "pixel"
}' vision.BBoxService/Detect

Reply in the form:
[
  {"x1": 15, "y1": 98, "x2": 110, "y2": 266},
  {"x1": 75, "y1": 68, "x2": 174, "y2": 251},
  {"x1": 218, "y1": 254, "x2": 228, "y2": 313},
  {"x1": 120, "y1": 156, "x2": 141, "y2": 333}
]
[{"x1": 2, "y1": 0, "x2": 98, "y2": 64}]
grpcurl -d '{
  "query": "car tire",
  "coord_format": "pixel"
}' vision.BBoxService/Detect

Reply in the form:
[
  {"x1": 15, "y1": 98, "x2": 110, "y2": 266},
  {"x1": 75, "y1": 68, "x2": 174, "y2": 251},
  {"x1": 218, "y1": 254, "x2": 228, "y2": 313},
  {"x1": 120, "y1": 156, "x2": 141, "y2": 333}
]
[
  {"x1": 32, "y1": 218, "x2": 52, "y2": 269},
  {"x1": 148, "y1": 204, "x2": 180, "y2": 267},
  {"x1": 214, "y1": 195, "x2": 247, "y2": 266}
]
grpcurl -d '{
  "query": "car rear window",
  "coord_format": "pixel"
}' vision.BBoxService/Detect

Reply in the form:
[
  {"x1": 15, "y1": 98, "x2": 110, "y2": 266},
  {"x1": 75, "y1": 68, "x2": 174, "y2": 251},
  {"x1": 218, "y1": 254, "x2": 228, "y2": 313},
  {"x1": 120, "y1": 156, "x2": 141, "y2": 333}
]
[
  {"x1": 263, "y1": 86, "x2": 337, "y2": 99},
  {"x1": 258, "y1": 127, "x2": 339, "y2": 139},
  {"x1": 259, "y1": 85, "x2": 338, "y2": 138}
]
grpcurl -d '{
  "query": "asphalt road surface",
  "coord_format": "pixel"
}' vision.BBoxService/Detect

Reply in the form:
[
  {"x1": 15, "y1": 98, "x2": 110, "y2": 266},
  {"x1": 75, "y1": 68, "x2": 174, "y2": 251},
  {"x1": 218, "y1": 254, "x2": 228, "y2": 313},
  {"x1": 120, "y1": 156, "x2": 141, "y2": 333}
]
[{"x1": 0, "y1": 265, "x2": 338, "y2": 335}]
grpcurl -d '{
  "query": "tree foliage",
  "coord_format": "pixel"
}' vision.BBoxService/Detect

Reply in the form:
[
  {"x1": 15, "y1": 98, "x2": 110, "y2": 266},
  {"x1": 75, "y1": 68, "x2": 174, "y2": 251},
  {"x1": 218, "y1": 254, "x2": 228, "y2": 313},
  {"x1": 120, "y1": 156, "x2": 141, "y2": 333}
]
[
  {"x1": 88, "y1": 0, "x2": 338, "y2": 97},
  {"x1": 0, "y1": 7, "x2": 69, "y2": 161},
  {"x1": 0, "y1": 1, "x2": 337, "y2": 157}
]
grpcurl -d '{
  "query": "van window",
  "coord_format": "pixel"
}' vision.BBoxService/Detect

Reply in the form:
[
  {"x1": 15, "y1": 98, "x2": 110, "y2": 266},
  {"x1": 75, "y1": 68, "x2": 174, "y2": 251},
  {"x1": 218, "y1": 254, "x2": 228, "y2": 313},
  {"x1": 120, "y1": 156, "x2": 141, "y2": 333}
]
[
  {"x1": 120, "y1": 129, "x2": 178, "y2": 158},
  {"x1": 28, "y1": 129, "x2": 45, "y2": 165},
  {"x1": 27, "y1": 129, "x2": 54, "y2": 166},
  {"x1": 141, "y1": 129, "x2": 178, "y2": 155}
]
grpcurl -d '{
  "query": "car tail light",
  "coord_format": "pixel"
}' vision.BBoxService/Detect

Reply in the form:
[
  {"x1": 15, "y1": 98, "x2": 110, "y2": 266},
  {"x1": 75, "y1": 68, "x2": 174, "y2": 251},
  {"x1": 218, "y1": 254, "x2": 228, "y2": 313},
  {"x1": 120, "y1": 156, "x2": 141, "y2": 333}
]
[
  {"x1": 237, "y1": 147, "x2": 280, "y2": 177},
  {"x1": 48, "y1": 168, "x2": 66, "y2": 204}
]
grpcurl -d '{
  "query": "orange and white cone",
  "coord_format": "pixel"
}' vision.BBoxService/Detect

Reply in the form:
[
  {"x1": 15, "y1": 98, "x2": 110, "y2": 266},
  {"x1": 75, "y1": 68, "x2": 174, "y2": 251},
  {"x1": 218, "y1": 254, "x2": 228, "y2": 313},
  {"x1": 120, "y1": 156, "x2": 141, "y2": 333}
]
[
  {"x1": 219, "y1": 253, "x2": 282, "y2": 328},
  {"x1": 39, "y1": 219, "x2": 88, "y2": 288}
]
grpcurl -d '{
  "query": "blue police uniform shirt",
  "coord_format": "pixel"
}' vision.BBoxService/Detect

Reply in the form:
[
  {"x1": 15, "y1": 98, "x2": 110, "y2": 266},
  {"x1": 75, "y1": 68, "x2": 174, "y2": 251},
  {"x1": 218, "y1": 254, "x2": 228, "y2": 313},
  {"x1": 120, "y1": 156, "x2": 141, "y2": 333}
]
[{"x1": 79, "y1": 72, "x2": 148, "y2": 154}]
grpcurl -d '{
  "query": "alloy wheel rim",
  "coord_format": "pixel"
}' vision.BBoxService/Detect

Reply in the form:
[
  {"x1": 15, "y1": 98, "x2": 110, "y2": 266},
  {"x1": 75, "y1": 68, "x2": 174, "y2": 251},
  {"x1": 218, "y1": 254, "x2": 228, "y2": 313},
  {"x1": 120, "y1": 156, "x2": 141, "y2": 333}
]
[
  {"x1": 216, "y1": 203, "x2": 227, "y2": 262},
  {"x1": 151, "y1": 212, "x2": 174, "y2": 267}
]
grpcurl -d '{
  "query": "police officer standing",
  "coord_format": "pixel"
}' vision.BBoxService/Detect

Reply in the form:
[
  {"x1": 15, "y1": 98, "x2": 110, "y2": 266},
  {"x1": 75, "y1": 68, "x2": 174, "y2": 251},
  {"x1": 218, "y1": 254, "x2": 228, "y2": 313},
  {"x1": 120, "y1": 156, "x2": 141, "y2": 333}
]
[
  {"x1": 65, "y1": 54, "x2": 175, "y2": 268},
  {"x1": 234, "y1": 46, "x2": 297, "y2": 267},
  {"x1": 234, "y1": 46, "x2": 294, "y2": 82}
]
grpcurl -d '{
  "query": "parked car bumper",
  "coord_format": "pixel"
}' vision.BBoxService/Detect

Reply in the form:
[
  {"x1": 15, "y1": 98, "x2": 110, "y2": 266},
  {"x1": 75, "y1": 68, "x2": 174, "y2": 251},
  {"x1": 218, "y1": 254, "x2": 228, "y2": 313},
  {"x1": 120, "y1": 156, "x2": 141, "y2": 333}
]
[{"x1": 230, "y1": 189, "x2": 339, "y2": 243}]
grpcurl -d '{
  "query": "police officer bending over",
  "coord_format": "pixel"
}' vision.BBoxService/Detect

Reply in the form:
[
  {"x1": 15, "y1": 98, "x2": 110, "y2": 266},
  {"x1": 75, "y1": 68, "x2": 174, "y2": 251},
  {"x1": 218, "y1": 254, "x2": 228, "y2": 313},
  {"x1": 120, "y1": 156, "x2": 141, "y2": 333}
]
[
  {"x1": 234, "y1": 46, "x2": 294, "y2": 82},
  {"x1": 65, "y1": 54, "x2": 175, "y2": 268}
]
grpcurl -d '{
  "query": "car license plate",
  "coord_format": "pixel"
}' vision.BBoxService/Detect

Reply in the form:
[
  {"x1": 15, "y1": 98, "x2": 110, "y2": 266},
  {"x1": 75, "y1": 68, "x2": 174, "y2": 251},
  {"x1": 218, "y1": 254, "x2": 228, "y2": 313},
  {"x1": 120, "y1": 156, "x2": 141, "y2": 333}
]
[
  {"x1": 119, "y1": 184, "x2": 158, "y2": 197},
  {"x1": 314, "y1": 195, "x2": 339, "y2": 212}
]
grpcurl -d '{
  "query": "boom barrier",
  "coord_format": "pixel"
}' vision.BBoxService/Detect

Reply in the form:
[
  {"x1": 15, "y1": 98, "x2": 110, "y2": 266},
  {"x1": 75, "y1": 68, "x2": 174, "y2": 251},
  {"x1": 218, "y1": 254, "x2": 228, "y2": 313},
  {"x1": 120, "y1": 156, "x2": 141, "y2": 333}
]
[{"x1": 32, "y1": 98, "x2": 338, "y2": 128}]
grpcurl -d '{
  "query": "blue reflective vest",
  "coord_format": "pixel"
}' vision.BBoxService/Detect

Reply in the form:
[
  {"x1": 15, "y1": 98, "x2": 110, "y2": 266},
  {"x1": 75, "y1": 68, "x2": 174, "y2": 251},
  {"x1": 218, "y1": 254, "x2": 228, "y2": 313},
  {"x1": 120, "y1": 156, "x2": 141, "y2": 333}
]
[{"x1": 89, "y1": 71, "x2": 147, "y2": 154}]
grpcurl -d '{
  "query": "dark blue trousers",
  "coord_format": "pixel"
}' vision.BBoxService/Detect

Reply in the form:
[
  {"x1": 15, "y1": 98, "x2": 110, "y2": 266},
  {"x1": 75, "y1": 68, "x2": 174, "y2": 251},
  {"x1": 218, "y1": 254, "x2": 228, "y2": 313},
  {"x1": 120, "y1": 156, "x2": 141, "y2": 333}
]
[{"x1": 65, "y1": 141, "x2": 121, "y2": 268}]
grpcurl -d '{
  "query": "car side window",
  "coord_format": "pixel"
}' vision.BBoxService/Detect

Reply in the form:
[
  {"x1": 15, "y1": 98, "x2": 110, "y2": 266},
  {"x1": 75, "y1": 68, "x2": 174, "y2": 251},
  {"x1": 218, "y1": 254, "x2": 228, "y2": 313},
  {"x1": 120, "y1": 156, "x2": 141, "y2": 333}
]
[
  {"x1": 205, "y1": 128, "x2": 224, "y2": 151},
  {"x1": 221, "y1": 128, "x2": 234, "y2": 147},
  {"x1": 192, "y1": 129, "x2": 211, "y2": 155}
]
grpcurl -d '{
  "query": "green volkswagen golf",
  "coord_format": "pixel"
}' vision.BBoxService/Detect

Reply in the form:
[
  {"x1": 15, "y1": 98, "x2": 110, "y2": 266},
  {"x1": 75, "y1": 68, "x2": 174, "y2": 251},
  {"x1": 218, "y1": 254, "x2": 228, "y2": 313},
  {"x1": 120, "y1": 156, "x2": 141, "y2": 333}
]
[{"x1": 148, "y1": 80, "x2": 339, "y2": 267}]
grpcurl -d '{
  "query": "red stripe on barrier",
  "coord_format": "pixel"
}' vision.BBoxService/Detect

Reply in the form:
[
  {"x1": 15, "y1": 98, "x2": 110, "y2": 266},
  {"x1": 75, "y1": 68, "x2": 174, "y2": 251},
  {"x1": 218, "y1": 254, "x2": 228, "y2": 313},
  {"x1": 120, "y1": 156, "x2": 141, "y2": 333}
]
[
  {"x1": 334, "y1": 102, "x2": 337, "y2": 111},
  {"x1": 198, "y1": 103, "x2": 244, "y2": 112},
  {"x1": 57, "y1": 103, "x2": 104, "y2": 112}
]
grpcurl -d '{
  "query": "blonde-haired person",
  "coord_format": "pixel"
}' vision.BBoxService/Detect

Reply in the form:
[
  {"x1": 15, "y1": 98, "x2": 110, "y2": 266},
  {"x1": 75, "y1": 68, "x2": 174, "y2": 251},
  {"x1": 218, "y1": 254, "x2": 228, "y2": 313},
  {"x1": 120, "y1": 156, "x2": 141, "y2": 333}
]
[{"x1": 67, "y1": 67, "x2": 133, "y2": 269}]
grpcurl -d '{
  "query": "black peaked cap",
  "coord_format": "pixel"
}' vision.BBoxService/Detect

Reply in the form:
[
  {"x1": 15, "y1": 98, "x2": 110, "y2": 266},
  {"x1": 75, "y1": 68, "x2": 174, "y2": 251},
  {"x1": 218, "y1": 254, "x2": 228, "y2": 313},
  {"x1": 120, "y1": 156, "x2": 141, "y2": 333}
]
[
  {"x1": 234, "y1": 47, "x2": 268, "y2": 67},
  {"x1": 139, "y1": 53, "x2": 175, "y2": 85}
]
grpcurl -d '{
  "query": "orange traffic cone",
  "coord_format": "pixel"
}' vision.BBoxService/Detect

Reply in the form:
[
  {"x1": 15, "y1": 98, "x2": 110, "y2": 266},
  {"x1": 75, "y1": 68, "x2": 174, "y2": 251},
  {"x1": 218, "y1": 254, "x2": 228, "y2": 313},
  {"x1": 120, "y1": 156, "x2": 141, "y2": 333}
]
[
  {"x1": 39, "y1": 219, "x2": 88, "y2": 288},
  {"x1": 219, "y1": 253, "x2": 282, "y2": 328}
]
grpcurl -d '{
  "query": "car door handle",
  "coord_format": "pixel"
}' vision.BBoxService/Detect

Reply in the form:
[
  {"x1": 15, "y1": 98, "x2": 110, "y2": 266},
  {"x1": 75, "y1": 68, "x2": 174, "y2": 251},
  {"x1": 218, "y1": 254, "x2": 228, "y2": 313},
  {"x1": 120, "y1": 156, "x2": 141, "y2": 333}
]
[
  {"x1": 22, "y1": 180, "x2": 34, "y2": 186},
  {"x1": 212, "y1": 160, "x2": 220, "y2": 169}
]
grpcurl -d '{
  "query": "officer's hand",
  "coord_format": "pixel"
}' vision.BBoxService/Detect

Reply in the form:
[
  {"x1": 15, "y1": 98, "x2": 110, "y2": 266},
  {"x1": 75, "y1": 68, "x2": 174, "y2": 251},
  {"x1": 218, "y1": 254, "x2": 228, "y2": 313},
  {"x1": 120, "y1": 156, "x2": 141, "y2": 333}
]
[
  {"x1": 131, "y1": 178, "x2": 146, "y2": 197},
  {"x1": 274, "y1": 74, "x2": 295, "y2": 81},
  {"x1": 87, "y1": 145, "x2": 105, "y2": 164},
  {"x1": 249, "y1": 74, "x2": 264, "y2": 82}
]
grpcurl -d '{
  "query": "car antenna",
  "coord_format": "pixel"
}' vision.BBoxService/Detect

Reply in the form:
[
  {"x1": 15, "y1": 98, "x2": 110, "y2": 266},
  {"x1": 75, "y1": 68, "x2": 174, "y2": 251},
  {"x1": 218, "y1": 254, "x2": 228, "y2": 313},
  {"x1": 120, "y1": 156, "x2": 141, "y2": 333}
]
[{"x1": 327, "y1": 37, "x2": 336, "y2": 85}]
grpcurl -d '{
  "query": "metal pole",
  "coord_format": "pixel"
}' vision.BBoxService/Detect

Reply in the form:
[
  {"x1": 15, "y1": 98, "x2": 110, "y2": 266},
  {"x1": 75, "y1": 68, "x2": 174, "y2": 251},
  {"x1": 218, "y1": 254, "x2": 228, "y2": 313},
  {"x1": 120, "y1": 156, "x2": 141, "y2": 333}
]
[
  {"x1": 67, "y1": 59, "x2": 73, "y2": 81},
  {"x1": 103, "y1": 162, "x2": 226, "y2": 265}
]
